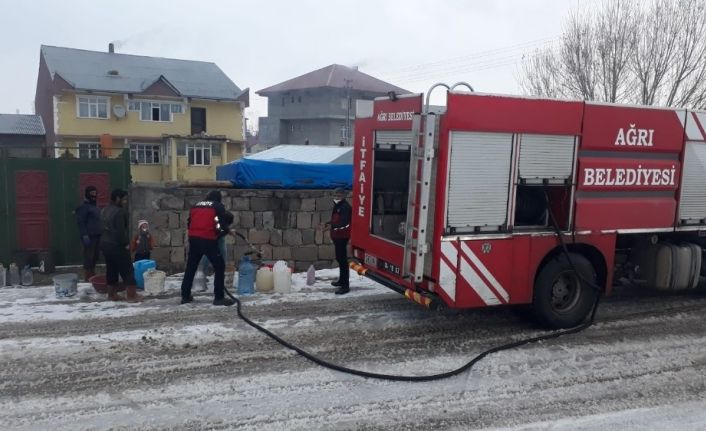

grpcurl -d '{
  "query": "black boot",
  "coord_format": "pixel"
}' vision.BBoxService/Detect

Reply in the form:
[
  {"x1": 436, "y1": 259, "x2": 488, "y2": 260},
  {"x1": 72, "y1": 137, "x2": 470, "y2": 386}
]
[
  {"x1": 334, "y1": 286, "x2": 350, "y2": 295},
  {"x1": 181, "y1": 295, "x2": 194, "y2": 304},
  {"x1": 331, "y1": 280, "x2": 342, "y2": 287},
  {"x1": 213, "y1": 297, "x2": 235, "y2": 306}
]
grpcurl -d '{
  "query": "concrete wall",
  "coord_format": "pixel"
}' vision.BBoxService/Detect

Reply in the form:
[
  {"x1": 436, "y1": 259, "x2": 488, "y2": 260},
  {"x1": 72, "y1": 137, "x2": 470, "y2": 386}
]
[{"x1": 129, "y1": 184, "x2": 341, "y2": 273}]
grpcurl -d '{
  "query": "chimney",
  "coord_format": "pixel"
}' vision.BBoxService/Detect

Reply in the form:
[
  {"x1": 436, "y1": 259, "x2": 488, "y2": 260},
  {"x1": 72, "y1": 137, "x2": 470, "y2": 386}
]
[{"x1": 108, "y1": 43, "x2": 114, "y2": 53}]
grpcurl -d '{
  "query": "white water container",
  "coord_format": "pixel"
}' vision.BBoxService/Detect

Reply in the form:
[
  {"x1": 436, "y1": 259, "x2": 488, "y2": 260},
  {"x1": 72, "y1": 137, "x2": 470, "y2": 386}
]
[
  {"x1": 273, "y1": 260, "x2": 292, "y2": 293},
  {"x1": 21, "y1": 266, "x2": 34, "y2": 286},
  {"x1": 193, "y1": 269, "x2": 208, "y2": 292},
  {"x1": 256, "y1": 266, "x2": 274, "y2": 293},
  {"x1": 144, "y1": 269, "x2": 166, "y2": 295},
  {"x1": 8, "y1": 263, "x2": 20, "y2": 287}
]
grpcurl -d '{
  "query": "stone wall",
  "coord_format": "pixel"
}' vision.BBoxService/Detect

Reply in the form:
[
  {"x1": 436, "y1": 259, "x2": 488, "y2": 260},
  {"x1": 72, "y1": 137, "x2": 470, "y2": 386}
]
[{"x1": 129, "y1": 184, "x2": 341, "y2": 272}]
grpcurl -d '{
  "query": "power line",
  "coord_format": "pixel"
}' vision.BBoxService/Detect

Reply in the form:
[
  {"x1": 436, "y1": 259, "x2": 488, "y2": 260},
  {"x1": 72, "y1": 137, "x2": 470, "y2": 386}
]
[{"x1": 378, "y1": 36, "x2": 558, "y2": 80}]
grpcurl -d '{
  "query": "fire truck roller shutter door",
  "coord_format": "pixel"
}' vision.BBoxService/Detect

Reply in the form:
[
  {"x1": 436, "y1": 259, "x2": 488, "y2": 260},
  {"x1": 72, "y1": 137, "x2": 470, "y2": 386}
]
[
  {"x1": 518, "y1": 134, "x2": 576, "y2": 184},
  {"x1": 532, "y1": 252, "x2": 598, "y2": 328},
  {"x1": 447, "y1": 132, "x2": 513, "y2": 231},
  {"x1": 678, "y1": 142, "x2": 706, "y2": 225}
]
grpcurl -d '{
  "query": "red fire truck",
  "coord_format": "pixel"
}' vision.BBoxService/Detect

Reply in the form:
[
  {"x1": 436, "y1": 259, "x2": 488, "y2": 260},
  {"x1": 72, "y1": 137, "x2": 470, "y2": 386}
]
[{"x1": 349, "y1": 84, "x2": 706, "y2": 328}]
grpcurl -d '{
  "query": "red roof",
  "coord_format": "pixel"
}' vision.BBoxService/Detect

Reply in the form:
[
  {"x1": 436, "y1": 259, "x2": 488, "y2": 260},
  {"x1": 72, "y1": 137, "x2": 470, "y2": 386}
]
[{"x1": 256, "y1": 64, "x2": 408, "y2": 96}]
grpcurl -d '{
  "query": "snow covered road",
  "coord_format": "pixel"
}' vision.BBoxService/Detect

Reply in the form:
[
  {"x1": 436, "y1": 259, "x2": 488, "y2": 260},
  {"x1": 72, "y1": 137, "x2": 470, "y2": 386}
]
[{"x1": 1, "y1": 270, "x2": 706, "y2": 430}]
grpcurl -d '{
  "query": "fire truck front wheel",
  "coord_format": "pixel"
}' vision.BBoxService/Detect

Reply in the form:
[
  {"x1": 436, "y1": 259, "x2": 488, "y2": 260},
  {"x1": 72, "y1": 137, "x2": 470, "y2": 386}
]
[{"x1": 533, "y1": 253, "x2": 598, "y2": 329}]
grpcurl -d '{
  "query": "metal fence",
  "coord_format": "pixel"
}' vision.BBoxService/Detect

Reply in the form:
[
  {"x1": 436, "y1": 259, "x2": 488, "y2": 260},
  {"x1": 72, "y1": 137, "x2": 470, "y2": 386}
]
[{"x1": 0, "y1": 150, "x2": 131, "y2": 267}]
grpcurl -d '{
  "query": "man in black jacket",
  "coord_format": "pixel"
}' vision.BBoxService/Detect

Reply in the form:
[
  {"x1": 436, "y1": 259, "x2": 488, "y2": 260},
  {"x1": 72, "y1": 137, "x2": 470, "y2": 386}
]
[
  {"x1": 325, "y1": 188, "x2": 352, "y2": 295},
  {"x1": 100, "y1": 189, "x2": 138, "y2": 301},
  {"x1": 76, "y1": 186, "x2": 102, "y2": 281}
]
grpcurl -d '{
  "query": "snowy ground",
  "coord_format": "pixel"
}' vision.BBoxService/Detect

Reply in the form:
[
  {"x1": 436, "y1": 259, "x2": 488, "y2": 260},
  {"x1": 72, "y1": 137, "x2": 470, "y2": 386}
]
[{"x1": 1, "y1": 269, "x2": 706, "y2": 430}]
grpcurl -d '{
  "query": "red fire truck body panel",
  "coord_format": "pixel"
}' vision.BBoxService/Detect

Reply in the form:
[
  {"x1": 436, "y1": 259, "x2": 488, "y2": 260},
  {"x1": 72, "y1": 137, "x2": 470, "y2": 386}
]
[
  {"x1": 351, "y1": 90, "x2": 704, "y2": 317},
  {"x1": 444, "y1": 92, "x2": 584, "y2": 135},
  {"x1": 574, "y1": 197, "x2": 677, "y2": 231},
  {"x1": 581, "y1": 103, "x2": 686, "y2": 153}
]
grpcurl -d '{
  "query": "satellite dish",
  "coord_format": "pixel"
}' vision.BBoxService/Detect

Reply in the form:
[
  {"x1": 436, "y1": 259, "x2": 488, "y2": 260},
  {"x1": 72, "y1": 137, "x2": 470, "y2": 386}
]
[{"x1": 113, "y1": 104, "x2": 126, "y2": 119}]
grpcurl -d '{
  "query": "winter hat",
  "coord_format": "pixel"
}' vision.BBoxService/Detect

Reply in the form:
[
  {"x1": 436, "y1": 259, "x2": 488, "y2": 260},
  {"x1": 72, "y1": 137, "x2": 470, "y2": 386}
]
[
  {"x1": 84, "y1": 185, "x2": 97, "y2": 200},
  {"x1": 137, "y1": 220, "x2": 149, "y2": 230},
  {"x1": 206, "y1": 190, "x2": 222, "y2": 202}
]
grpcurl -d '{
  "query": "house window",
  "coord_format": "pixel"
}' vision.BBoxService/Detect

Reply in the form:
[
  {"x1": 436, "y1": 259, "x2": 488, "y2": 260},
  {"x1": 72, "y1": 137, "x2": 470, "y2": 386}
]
[
  {"x1": 298, "y1": 96, "x2": 302, "y2": 103},
  {"x1": 340, "y1": 125, "x2": 348, "y2": 139},
  {"x1": 140, "y1": 102, "x2": 171, "y2": 122},
  {"x1": 187, "y1": 143, "x2": 212, "y2": 166},
  {"x1": 130, "y1": 101, "x2": 182, "y2": 122},
  {"x1": 77, "y1": 142, "x2": 101, "y2": 159},
  {"x1": 130, "y1": 143, "x2": 161, "y2": 165},
  {"x1": 77, "y1": 96, "x2": 109, "y2": 119}
]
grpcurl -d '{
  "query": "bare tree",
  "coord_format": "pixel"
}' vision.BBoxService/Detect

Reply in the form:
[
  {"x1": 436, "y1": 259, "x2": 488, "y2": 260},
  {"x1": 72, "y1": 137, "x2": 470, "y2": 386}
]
[
  {"x1": 521, "y1": 0, "x2": 706, "y2": 109},
  {"x1": 594, "y1": 0, "x2": 636, "y2": 102},
  {"x1": 631, "y1": 0, "x2": 678, "y2": 105},
  {"x1": 558, "y1": 9, "x2": 598, "y2": 101},
  {"x1": 663, "y1": 0, "x2": 706, "y2": 108},
  {"x1": 519, "y1": 47, "x2": 564, "y2": 99}
]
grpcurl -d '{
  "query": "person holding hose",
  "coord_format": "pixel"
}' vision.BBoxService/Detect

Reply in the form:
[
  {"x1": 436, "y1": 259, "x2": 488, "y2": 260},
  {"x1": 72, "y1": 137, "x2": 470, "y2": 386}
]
[{"x1": 180, "y1": 191, "x2": 235, "y2": 306}]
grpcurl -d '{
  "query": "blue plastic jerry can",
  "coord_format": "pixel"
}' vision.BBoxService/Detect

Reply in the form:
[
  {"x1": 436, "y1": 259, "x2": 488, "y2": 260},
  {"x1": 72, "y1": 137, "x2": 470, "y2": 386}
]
[
  {"x1": 237, "y1": 255, "x2": 256, "y2": 295},
  {"x1": 133, "y1": 259, "x2": 156, "y2": 289}
]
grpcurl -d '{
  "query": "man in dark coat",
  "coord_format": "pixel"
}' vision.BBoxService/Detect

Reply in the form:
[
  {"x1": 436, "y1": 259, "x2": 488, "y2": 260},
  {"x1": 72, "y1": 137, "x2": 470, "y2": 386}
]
[
  {"x1": 325, "y1": 188, "x2": 352, "y2": 294},
  {"x1": 181, "y1": 190, "x2": 235, "y2": 306},
  {"x1": 76, "y1": 185, "x2": 102, "y2": 281},
  {"x1": 100, "y1": 189, "x2": 138, "y2": 301}
]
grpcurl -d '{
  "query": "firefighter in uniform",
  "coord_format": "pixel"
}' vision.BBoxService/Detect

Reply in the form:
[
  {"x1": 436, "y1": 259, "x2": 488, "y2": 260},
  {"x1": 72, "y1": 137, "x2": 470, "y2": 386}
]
[
  {"x1": 325, "y1": 188, "x2": 352, "y2": 294},
  {"x1": 180, "y1": 191, "x2": 235, "y2": 306}
]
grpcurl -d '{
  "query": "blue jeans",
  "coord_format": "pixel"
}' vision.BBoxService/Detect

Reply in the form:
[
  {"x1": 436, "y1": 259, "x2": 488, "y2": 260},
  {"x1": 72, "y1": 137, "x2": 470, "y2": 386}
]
[{"x1": 199, "y1": 236, "x2": 226, "y2": 272}]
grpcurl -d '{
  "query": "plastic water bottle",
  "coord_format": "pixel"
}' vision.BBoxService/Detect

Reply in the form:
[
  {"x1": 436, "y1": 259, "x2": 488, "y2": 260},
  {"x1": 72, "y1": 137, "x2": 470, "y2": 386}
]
[
  {"x1": 21, "y1": 265, "x2": 33, "y2": 286},
  {"x1": 273, "y1": 260, "x2": 292, "y2": 293},
  {"x1": 0, "y1": 264, "x2": 6, "y2": 287},
  {"x1": 237, "y1": 255, "x2": 255, "y2": 295},
  {"x1": 193, "y1": 269, "x2": 208, "y2": 292},
  {"x1": 306, "y1": 264, "x2": 316, "y2": 286},
  {"x1": 8, "y1": 263, "x2": 20, "y2": 287}
]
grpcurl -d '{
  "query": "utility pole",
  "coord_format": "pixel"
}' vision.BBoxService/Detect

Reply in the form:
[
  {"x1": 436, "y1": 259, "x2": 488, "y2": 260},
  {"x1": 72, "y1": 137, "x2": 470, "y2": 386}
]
[{"x1": 344, "y1": 79, "x2": 353, "y2": 146}]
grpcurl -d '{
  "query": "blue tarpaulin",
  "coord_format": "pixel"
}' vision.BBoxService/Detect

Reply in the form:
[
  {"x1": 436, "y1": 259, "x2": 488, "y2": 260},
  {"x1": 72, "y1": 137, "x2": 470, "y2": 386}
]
[{"x1": 217, "y1": 158, "x2": 352, "y2": 189}]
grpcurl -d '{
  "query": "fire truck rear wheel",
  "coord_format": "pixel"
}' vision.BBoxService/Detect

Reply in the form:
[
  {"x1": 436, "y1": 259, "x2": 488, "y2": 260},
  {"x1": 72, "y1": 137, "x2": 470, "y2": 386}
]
[{"x1": 533, "y1": 253, "x2": 598, "y2": 329}]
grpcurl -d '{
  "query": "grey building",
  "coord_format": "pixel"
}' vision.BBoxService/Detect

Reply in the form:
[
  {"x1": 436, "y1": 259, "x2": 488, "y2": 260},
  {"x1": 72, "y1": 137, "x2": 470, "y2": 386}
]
[
  {"x1": 0, "y1": 114, "x2": 46, "y2": 157},
  {"x1": 256, "y1": 64, "x2": 408, "y2": 148}
]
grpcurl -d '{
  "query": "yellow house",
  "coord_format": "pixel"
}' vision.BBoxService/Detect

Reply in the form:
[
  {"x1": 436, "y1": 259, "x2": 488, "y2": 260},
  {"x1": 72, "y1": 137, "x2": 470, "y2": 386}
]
[{"x1": 35, "y1": 44, "x2": 249, "y2": 182}]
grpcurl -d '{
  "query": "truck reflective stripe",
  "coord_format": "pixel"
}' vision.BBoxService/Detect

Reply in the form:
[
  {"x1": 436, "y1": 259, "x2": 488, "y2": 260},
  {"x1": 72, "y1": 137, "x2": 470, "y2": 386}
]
[
  {"x1": 439, "y1": 242, "x2": 458, "y2": 301},
  {"x1": 460, "y1": 242, "x2": 509, "y2": 303},
  {"x1": 459, "y1": 255, "x2": 502, "y2": 306}
]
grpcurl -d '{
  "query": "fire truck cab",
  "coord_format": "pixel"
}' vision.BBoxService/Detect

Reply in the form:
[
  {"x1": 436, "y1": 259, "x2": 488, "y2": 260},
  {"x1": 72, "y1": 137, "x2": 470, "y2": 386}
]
[{"x1": 349, "y1": 84, "x2": 706, "y2": 328}]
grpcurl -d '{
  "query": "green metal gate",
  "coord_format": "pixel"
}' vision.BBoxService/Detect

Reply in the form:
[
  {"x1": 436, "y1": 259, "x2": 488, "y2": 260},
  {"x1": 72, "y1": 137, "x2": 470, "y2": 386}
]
[{"x1": 0, "y1": 150, "x2": 130, "y2": 266}]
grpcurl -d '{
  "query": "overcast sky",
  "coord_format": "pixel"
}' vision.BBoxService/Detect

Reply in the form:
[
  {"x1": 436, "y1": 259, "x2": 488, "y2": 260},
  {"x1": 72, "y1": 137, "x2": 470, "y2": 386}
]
[{"x1": 0, "y1": 0, "x2": 599, "y2": 131}]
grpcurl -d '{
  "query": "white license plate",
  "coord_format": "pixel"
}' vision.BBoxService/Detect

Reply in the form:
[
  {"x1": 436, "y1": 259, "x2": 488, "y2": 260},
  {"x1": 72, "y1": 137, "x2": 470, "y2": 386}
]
[{"x1": 364, "y1": 253, "x2": 377, "y2": 266}]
